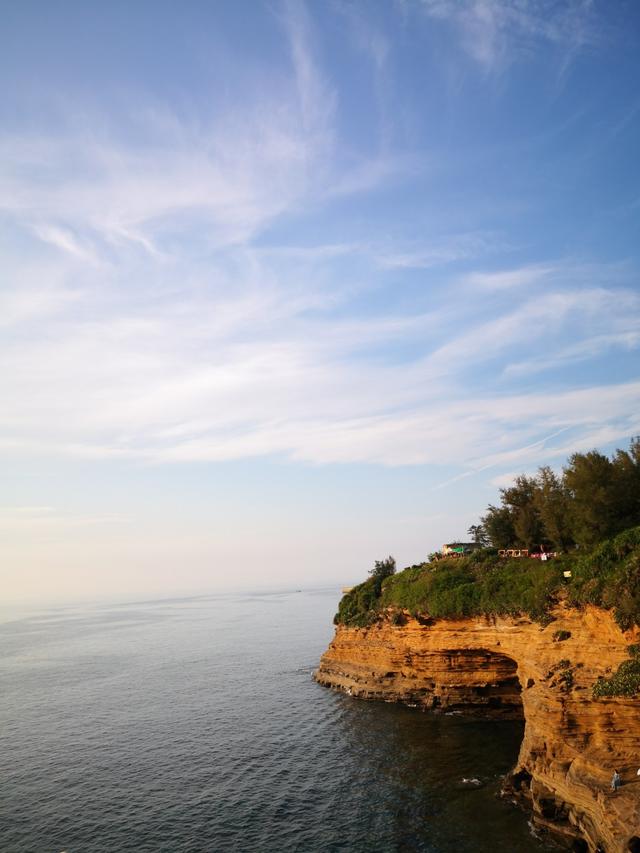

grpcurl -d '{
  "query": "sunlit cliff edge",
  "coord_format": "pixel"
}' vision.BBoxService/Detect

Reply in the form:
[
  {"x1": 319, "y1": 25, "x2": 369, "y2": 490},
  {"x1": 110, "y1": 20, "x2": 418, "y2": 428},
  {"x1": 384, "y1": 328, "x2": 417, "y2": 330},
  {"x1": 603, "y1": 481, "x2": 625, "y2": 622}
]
[{"x1": 315, "y1": 603, "x2": 640, "y2": 853}]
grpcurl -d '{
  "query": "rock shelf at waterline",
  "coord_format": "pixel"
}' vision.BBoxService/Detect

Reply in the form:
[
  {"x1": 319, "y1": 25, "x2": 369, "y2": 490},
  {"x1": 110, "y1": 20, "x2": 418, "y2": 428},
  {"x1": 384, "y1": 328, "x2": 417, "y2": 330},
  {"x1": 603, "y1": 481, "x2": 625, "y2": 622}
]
[{"x1": 315, "y1": 602, "x2": 640, "y2": 853}]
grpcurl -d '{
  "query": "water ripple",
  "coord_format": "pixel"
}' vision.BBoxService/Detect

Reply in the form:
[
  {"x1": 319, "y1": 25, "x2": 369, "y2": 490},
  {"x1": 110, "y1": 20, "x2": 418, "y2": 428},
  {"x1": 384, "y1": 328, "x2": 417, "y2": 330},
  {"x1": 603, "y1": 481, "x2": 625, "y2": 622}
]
[{"x1": 1, "y1": 592, "x2": 551, "y2": 853}]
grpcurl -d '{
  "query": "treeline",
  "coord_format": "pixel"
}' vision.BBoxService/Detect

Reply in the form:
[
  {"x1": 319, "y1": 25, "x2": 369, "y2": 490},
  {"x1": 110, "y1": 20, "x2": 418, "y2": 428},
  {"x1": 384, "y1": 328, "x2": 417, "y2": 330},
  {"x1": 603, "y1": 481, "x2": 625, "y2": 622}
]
[{"x1": 478, "y1": 438, "x2": 640, "y2": 550}]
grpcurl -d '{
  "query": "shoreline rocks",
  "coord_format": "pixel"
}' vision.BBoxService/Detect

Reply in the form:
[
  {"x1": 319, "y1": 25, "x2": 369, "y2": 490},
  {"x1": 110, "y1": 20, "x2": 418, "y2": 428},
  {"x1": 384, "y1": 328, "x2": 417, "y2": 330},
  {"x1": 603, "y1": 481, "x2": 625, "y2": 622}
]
[{"x1": 315, "y1": 604, "x2": 640, "y2": 852}]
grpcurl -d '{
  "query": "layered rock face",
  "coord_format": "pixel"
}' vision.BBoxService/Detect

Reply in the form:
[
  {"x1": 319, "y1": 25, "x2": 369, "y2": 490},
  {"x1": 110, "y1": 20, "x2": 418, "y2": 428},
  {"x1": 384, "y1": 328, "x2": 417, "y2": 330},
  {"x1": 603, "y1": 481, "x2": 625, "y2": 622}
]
[{"x1": 315, "y1": 604, "x2": 640, "y2": 853}]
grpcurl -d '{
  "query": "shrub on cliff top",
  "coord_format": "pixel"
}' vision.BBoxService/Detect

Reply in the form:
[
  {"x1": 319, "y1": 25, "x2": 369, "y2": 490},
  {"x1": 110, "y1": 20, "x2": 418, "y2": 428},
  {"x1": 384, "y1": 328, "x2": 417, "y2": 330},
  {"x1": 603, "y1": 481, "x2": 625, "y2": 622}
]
[
  {"x1": 381, "y1": 554, "x2": 560, "y2": 622},
  {"x1": 566, "y1": 526, "x2": 640, "y2": 630},
  {"x1": 334, "y1": 577, "x2": 381, "y2": 627},
  {"x1": 335, "y1": 526, "x2": 640, "y2": 629},
  {"x1": 335, "y1": 550, "x2": 562, "y2": 626}
]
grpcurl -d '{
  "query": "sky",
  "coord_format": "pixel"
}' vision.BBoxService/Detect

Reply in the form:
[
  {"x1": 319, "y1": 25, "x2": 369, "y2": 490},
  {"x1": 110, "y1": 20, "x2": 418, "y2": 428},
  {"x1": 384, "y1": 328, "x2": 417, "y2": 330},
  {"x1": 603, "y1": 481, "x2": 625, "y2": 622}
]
[{"x1": 2, "y1": 0, "x2": 640, "y2": 605}]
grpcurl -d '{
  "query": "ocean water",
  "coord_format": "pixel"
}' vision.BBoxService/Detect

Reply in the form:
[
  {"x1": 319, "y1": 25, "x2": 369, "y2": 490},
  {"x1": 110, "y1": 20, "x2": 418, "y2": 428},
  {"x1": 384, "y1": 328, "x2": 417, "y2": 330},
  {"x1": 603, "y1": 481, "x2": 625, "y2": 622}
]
[{"x1": 0, "y1": 589, "x2": 551, "y2": 853}]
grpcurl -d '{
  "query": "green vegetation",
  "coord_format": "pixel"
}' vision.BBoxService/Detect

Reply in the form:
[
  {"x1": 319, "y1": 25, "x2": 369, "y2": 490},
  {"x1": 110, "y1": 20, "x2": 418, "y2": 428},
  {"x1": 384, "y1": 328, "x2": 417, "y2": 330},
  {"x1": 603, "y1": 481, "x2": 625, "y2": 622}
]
[
  {"x1": 335, "y1": 576, "x2": 385, "y2": 627},
  {"x1": 592, "y1": 643, "x2": 640, "y2": 699},
  {"x1": 334, "y1": 555, "x2": 396, "y2": 626},
  {"x1": 336, "y1": 526, "x2": 640, "y2": 629},
  {"x1": 333, "y1": 443, "x2": 640, "y2": 706},
  {"x1": 478, "y1": 438, "x2": 640, "y2": 551},
  {"x1": 369, "y1": 555, "x2": 396, "y2": 581},
  {"x1": 593, "y1": 658, "x2": 640, "y2": 698},
  {"x1": 379, "y1": 549, "x2": 560, "y2": 621},
  {"x1": 336, "y1": 548, "x2": 562, "y2": 626},
  {"x1": 467, "y1": 524, "x2": 489, "y2": 546},
  {"x1": 557, "y1": 667, "x2": 574, "y2": 692},
  {"x1": 564, "y1": 525, "x2": 640, "y2": 630},
  {"x1": 335, "y1": 439, "x2": 640, "y2": 641}
]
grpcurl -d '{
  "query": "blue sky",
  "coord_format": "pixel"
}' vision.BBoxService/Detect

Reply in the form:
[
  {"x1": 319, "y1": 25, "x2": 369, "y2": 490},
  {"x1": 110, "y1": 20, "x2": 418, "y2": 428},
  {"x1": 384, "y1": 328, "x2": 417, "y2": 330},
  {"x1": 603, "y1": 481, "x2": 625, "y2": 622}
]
[{"x1": 2, "y1": 1, "x2": 640, "y2": 604}]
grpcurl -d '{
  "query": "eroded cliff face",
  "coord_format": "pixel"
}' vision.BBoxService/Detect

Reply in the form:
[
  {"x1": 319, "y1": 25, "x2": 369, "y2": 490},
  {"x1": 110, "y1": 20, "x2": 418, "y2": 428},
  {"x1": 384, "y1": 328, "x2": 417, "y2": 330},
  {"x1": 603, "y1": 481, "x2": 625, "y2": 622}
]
[{"x1": 315, "y1": 603, "x2": 640, "y2": 853}]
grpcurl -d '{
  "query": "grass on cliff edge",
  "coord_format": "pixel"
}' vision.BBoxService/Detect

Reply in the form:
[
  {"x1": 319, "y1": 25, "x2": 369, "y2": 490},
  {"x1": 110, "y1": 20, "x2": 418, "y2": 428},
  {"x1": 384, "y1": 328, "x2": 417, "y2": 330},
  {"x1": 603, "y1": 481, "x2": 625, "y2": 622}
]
[{"x1": 335, "y1": 525, "x2": 640, "y2": 632}]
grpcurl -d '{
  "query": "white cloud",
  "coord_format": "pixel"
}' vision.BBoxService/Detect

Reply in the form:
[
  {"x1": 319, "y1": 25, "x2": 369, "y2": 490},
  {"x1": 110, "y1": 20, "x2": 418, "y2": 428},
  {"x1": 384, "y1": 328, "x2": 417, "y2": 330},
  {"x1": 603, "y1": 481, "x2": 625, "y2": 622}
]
[
  {"x1": 0, "y1": 506, "x2": 55, "y2": 516},
  {"x1": 0, "y1": 2, "x2": 637, "y2": 491},
  {"x1": 0, "y1": 506, "x2": 128, "y2": 531},
  {"x1": 0, "y1": 283, "x2": 80, "y2": 328},
  {"x1": 375, "y1": 232, "x2": 504, "y2": 269},
  {"x1": 419, "y1": 285, "x2": 636, "y2": 378},
  {"x1": 281, "y1": 0, "x2": 337, "y2": 135},
  {"x1": 0, "y1": 5, "x2": 400, "y2": 260},
  {"x1": 31, "y1": 224, "x2": 99, "y2": 264},
  {"x1": 0, "y1": 119, "x2": 313, "y2": 253},
  {"x1": 337, "y1": 2, "x2": 390, "y2": 72},
  {"x1": 504, "y1": 329, "x2": 640, "y2": 377},
  {"x1": 1, "y1": 216, "x2": 638, "y2": 476},
  {"x1": 418, "y1": 0, "x2": 598, "y2": 70},
  {"x1": 489, "y1": 471, "x2": 524, "y2": 488},
  {"x1": 464, "y1": 264, "x2": 554, "y2": 291}
]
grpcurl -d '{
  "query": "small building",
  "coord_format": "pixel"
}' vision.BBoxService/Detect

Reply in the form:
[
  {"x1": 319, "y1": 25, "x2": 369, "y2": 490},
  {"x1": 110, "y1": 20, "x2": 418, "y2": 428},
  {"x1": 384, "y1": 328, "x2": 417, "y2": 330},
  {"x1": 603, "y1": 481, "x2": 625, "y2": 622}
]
[
  {"x1": 497, "y1": 548, "x2": 557, "y2": 559},
  {"x1": 442, "y1": 542, "x2": 481, "y2": 557}
]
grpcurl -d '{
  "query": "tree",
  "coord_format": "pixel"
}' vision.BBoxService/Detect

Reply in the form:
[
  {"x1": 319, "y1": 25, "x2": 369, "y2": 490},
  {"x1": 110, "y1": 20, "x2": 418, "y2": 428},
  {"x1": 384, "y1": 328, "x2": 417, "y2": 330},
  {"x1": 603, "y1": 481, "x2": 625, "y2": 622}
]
[
  {"x1": 369, "y1": 555, "x2": 396, "y2": 581},
  {"x1": 501, "y1": 475, "x2": 544, "y2": 548},
  {"x1": 479, "y1": 438, "x2": 640, "y2": 553},
  {"x1": 564, "y1": 450, "x2": 618, "y2": 547},
  {"x1": 533, "y1": 466, "x2": 573, "y2": 551},
  {"x1": 610, "y1": 439, "x2": 640, "y2": 533},
  {"x1": 467, "y1": 524, "x2": 489, "y2": 546},
  {"x1": 481, "y1": 504, "x2": 516, "y2": 549}
]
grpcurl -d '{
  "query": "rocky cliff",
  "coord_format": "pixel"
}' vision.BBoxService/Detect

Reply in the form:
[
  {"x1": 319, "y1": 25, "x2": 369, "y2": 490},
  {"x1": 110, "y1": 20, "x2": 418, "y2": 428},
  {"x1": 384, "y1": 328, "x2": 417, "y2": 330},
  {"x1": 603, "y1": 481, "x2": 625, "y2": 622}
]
[{"x1": 315, "y1": 603, "x2": 640, "y2": 853}]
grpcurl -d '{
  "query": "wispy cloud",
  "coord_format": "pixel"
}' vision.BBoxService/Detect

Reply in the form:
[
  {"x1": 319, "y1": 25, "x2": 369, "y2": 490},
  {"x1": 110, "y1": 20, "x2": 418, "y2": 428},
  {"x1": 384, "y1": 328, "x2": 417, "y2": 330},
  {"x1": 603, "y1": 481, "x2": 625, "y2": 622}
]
[
  {"x1": 418, "y1": 0, "x2": 598, "y2": 70},
  {"x1": 31, "y1": 224, "x2": 99, "y2": 264},
  {"x1": 281, "y1": 0, "x2": 337, "y2": 134},
  {"x1": 337, "y1": 2, "x2": 390, "y2": 72},
  {"x1": 2, "y1": 256, "x2": 638, "y2": 471},
  {"x1": 463, "y1": 263, "x2": 554, "y2": 291},
  {"x1": 375, "y1": 232, "x2": 505, "y2": 269},
  {"x1": 1, "y1": 0, "x2": 639, "y2": 601},
  {"x1": 0, "y1": 6, "x2": 398, "y2": 260},
  {"x1": 0, "y1": 115, "x2": 316, "y2": 254},
  {"x1": 418, "y1": 285, "x2": 635, "y2": 379},
  {"x1": 0, "y1": 506, "x2": 128, "y2": 531},
  {"x1": 434, "y1": 427, "x2": 572, "y2": 489},
  {"x1": 504, "y1": 329, "x2": 640, "y2": 378},
  {"x1": 0, "y1": 1, "x2": 637, "y2": 485}
]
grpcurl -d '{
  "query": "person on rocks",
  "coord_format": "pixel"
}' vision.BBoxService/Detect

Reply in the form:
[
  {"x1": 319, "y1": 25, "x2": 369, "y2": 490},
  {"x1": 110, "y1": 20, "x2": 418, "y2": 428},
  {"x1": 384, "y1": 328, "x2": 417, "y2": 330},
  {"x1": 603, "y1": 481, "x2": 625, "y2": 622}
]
[{"x1": 611, "y1": 769, "x2": 621, "y2": 791}]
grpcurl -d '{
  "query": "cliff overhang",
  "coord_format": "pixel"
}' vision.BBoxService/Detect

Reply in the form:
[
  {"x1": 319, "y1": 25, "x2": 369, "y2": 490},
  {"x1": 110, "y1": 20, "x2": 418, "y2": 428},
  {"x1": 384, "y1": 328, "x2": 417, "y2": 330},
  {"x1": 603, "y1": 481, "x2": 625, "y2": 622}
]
[{"x1": 315, "y1": 604, "x2": 640, "y2": 853}]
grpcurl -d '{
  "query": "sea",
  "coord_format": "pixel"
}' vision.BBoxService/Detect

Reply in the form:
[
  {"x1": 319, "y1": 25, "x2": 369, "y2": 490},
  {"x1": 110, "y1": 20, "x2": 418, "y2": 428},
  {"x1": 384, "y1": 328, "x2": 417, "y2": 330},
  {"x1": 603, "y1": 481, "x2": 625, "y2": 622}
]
[{"x1": 0, "y1": 588, "x2": 553, "y2": 853}]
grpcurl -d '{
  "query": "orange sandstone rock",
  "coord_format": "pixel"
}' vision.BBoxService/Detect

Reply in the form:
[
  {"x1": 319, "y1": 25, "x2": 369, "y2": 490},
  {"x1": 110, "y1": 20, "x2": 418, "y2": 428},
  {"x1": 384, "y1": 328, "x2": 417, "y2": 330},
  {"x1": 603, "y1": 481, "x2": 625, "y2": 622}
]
[{"x1": 315, "y1": 604, "x2": 640, "y2": 853}]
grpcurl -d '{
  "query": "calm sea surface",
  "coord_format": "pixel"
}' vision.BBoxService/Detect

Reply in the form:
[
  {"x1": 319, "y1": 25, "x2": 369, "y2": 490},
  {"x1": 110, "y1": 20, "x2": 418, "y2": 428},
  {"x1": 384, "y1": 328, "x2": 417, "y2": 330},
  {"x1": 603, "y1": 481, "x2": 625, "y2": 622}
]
[{"x1": 0, "y1": 589, "x2": 551, "y2": 852}]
